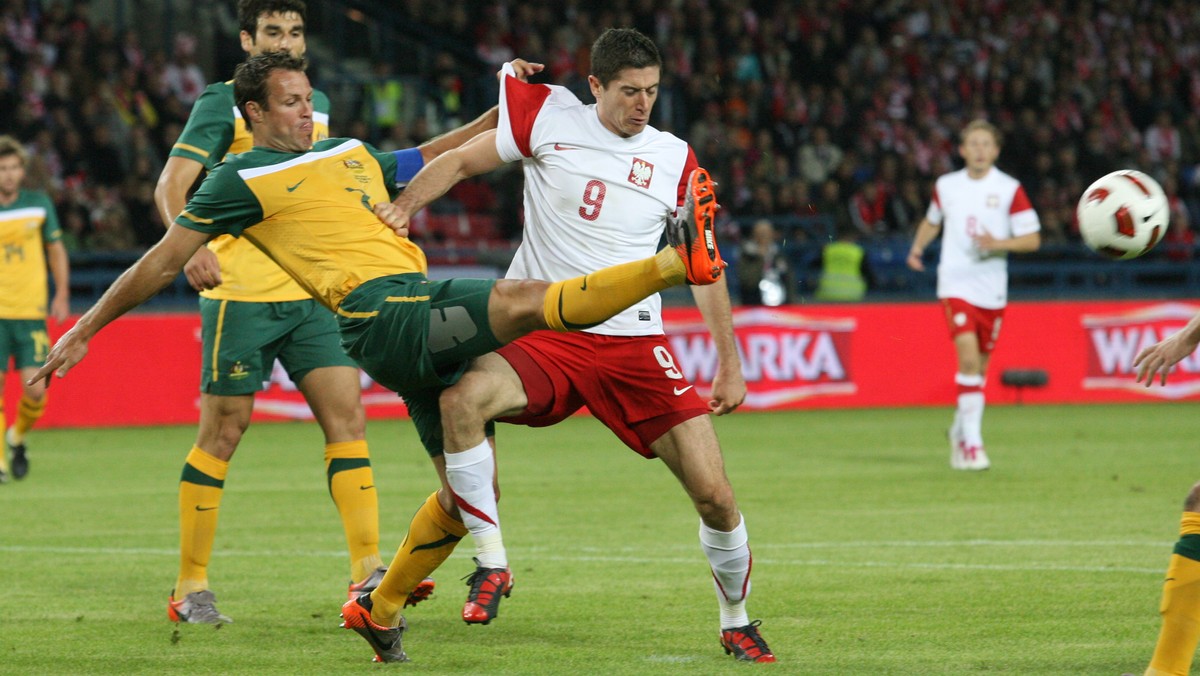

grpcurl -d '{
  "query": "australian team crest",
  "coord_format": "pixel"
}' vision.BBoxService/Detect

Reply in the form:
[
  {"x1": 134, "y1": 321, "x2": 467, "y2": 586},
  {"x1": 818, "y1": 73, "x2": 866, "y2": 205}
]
[{"x1": 628, "y1": 158, "x2": 654, "y2": 188}]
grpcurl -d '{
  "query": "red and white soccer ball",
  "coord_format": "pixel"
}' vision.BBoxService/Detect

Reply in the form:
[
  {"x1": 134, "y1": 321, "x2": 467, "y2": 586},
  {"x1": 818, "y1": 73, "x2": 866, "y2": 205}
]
[{"x1": 1076, "y1": 169, "x2": 1169, "y2": 260}]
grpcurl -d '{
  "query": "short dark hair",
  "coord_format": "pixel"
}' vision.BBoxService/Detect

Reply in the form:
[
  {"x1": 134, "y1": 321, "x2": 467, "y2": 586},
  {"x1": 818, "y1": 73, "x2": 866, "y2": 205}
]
[
  {"x1": 234, "y1": 51, "x2": 308, "y2": 130},
  {"x1": 590, "y1": 28, "x2": 661, "y2": 86},
  {"x1": 238, "y1": 0, "x2": 306, "y2": 37}
]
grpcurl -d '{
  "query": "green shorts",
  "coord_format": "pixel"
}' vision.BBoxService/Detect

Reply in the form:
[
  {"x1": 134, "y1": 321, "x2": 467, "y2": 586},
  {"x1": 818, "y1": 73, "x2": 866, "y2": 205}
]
[
  {"x1": 200, "y1": 297, "x2": 356, "y2": 396},
  {"x1": 0, "y1": 318, "x2": 49, "y2": 372},
  {"x1": 337, "y1": 274, "x2": 501, "y2": 455}
]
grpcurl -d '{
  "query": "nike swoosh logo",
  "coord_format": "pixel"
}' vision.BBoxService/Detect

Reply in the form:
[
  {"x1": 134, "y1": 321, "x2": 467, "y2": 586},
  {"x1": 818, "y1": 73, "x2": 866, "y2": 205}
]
[
  {"x1": 553, "y1": 143, "x2": 578, "y2": 151},
  {"x1": 673, "y1": 385, "x2": 694, "y2": 396},
  {"x1": 580, "y1": 275, "x2": 588, "y2": 291},
  {"x1": 286, "y1": 178, "x2": 306, "y2": 192},
  {"x1": 360, "y1": 485, "x2": 375, "y2": 490},
  {"x1": 195, "y1": 506, "x2": 218, "y2": 511}
]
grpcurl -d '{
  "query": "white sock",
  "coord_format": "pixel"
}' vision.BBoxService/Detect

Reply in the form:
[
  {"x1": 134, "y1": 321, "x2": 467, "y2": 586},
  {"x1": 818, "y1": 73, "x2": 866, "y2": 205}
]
[
  {"x1": 444, "y1": 440, "x2": 506, "y2": 568},
  {"x1": 954, "y1": 373, "x2": 985, "y2": 447},
  {"x1": 700, "y1": 515, "x2": 752, "y2": 629}
]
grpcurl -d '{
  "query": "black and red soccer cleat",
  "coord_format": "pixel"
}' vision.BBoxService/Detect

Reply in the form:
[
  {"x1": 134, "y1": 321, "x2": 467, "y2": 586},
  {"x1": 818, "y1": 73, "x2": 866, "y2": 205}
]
[
  {"x1": 720, "y1": 620, "x2": 776, "y2": 663},
  {"x1": 668, "y1": 167, "x2": 725, "y2": 285},
  {"x1": 461, "y1": 557, "x2": 513, "y2": 625}
]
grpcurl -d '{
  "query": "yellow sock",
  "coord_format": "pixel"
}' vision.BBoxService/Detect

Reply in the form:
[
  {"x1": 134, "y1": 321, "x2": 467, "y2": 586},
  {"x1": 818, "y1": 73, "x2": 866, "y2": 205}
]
[
  {"x1": 10, "y1": 393, "x2": 46, "y2": 444},
  {"x1": 543, "y1": 249, "x2": 685, "y2": 332},
  {"x1": 371, "y1": 492, "x2": 467, "y2": 626},
  {"x1": 1147, "y1": 512, "x2": 1200, "y2": 676},
  {"x1": 176, "y1": 446, "x2": 228, "y2": 597},
  {"x1": 325, "y1": 440, "x2": 382, "y2": 583}
]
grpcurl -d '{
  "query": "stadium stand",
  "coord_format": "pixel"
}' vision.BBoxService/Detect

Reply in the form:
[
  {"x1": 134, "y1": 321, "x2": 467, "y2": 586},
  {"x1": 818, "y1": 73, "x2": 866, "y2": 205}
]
[{"x1": 3, "y1": 0, "x2": 1198, "y2": 305}]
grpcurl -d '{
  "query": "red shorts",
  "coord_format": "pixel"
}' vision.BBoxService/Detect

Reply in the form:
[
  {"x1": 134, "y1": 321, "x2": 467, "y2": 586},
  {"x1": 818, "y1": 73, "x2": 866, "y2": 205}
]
[
  {"x1": 495, "y1": 331, "x2": 710, "y2": 458},
  {"x1": 941, "y1": 298, "x2": 1005, "y2": 353}
]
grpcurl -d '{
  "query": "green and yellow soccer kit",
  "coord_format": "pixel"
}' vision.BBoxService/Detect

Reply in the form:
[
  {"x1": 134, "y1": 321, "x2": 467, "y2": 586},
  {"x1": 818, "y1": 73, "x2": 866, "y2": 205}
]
[
  {"x1": 170, "y1": 80, "x2": 352, "y2": 394},
  {"x1": 0, "y1": 190, "x2": 60, "y2": 372},
  {"x1": 175, "y1": 137, "x2": 501, "y2": 406}
]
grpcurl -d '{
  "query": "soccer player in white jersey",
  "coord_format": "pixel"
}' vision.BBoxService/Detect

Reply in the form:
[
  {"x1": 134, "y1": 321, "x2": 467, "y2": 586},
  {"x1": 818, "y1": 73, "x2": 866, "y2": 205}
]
[
  {"x1": 340, "y1": 28, "x2": 774, "y2": 663},
  {"x1": 906, "y1": 120, "x2": 1041, "y2": 470}
]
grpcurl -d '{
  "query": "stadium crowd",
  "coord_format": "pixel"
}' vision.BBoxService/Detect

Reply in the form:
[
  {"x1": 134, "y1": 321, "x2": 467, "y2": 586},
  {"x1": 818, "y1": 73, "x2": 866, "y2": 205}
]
[{"x1": 3, "y1": 0, "x2": 1198, "y2": 265}]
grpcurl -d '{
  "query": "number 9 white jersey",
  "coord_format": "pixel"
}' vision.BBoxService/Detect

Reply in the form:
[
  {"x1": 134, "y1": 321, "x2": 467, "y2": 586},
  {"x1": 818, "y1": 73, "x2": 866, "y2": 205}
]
[{"x1": 495, "y1": 66, "x2": 698, "y2": 336}]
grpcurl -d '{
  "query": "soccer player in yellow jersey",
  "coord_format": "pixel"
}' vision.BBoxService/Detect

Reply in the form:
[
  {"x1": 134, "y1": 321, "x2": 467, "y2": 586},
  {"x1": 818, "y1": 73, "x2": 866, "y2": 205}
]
[
  {"x1": 152, "y1": 0, "x2": 496, "y2": 623},
  {"x1": 0, "y1": 136, "x2": 68, "y2": 484},
  {"x1": 1130, "y1": 321, "x2": 1200, "y2": 675},
  {"x1": 32, "y1": 51, "x2": 724, "y2": 660}
]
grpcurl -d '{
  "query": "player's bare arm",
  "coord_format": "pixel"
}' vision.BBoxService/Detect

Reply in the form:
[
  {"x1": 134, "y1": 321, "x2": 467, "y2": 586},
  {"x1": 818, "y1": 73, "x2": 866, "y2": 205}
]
[
  {"x1": 974, "y1": 230, "x2": 1041, "y2": 253},
  {"x1": 45, "y1": 239, "x2": 70, "y2": 323},
  {"x1": 1134, "y1": 311, "x2": 1200, "y2": 387},
  {"x1": 155, "y1": 155, "x2": 223, "y2": 291},
  {"x1": 375, "y1": 129, "x2": 506, "y2": 234},
  {"x1": 691, "y1": 281, "x2": 745, "y2": 415},
  {"x1": 412, "y1": 59, "x2": 545, "y2": 166},
  {"x1": 907, "y1": 217, "x2": 941, "y2": 271},
  {"x1": 29, "y1": 225, "x2": 212, "y2": 385}
]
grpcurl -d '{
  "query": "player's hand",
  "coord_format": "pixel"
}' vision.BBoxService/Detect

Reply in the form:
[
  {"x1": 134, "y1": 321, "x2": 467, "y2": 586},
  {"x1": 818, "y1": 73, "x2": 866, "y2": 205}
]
[
  {"x1": 708, "y1": 364, "x2": 747, "y2": 416},
  {"x1": 973, "y1": 232, "x2": 1000, "y2": 252},
  {"x1": 28, "y1": 327, "x2": 89, "y2": 386},
  {"x1": 503, "y1": 58, "x2": 545, "y2": 83},
  {"x1": 374, "y1": 202, "x2": 411, "y2": 238},
  {"x1": 906, "y1": 249, "x2": 925, "y2": 272},
  {"x1": 49, "y1": 294, "x2": 69, "y2": 323},
  {"x1": 1133, "y1": 332, "x2": 1198, "y2": 387},
  {"x1": 183, "y1": 246, "x2": 222, "y2": 291}
]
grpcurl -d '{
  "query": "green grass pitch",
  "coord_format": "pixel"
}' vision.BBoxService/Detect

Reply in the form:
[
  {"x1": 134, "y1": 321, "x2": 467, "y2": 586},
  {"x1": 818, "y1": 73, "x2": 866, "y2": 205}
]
[{"x1": 0, "y1": 403, "x2": 1195, "y2": 674}]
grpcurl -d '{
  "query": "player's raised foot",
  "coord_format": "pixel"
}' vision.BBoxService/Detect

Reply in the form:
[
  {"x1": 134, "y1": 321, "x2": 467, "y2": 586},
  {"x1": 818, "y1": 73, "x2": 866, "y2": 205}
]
[
  {"x1": 340, "y1": 593, "x2": 409, "y2": 663},
  {"x1": 7, "y1": 432, "x2": 27, "y2": 480},
  {"x1": 720, "y1": 620, "x2": 776, "y2": 663},
  {"x1": 405, "y1": 577, "x2": 436, "y2": 608},
  {"x1": 952, "y1": 441, "x2": 990, "y2": 471},
  {"x1": 167, "y1": 590, "x2": 232, "y2": 624},
  {"x1": 461, "y1": 557, "x2": 513, "y2": 625},
  {"x1": 667, "y1": 167, "x2": 725, "y2": 285}
]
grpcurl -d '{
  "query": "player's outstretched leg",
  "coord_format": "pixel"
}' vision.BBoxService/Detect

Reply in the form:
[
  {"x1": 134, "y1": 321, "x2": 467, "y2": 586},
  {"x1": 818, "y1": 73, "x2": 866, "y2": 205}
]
[
  {"x1": 461, "y1": 557, "x2": 513, "y2": 625},
  {"x1": 667, "y1": 167, "x2": 726, "y2": 285},
  {"x1": 720, "y1": 619, "x2": 776, "y2": 663},
  {"x1": 340, "y1": 594, "x2": 409, "y2": 663},
  {"x1": 348, "y1": 567, "x2": 437, "y2": 607}
]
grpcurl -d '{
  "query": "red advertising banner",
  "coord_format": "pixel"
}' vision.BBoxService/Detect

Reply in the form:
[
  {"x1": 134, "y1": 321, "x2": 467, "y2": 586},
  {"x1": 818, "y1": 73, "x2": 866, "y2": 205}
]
[{"x1": 7, "y1": 299, "x2": 1199, "y2": 429}]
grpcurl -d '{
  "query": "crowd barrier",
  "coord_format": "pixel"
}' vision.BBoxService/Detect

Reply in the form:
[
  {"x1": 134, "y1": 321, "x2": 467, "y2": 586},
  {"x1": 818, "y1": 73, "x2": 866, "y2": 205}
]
[{"x1": 9, "y1": 299, "x2": 1198, "y2": 429}]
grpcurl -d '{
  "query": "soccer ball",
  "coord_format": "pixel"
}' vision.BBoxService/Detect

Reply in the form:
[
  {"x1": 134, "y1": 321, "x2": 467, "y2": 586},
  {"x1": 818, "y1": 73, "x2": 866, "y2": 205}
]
[{"x1": 1076, "y1": 169, "x2": 1169, "y2": 259}]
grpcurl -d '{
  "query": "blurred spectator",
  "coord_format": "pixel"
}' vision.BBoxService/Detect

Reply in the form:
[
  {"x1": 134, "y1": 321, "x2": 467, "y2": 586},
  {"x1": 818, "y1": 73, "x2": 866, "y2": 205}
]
[
  {"x1": 737, "y1": 219, "x2": 793, "y2": 307},
  {"x1": 815, "y1": 226, "x2": 870, "y2": 303},
  {"x1": 162, "y1": 33, "x2": 205, "y2": 106},
  {"x1": 848, "y1": 177, "x2": 890, "y2": 236},
  {"x1": 797, "y1": 125, "x2": 843, "y2": 188}
]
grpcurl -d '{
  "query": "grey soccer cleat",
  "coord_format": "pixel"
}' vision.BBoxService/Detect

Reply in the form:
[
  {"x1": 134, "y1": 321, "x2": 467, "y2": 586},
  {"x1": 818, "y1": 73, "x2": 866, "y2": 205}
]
[{"x1": 167, "y1": 590, "x2": 233, "y2": 624}]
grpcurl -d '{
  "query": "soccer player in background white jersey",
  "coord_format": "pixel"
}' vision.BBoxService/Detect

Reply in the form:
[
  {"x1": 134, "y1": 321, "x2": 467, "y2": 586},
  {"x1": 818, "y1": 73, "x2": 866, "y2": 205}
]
[
  {"x1": 342, "y1": 28, "x2": 774, "y2": 663},
  {"x1": 906, "y1": 120, "x2": 1041, "y2": 471}
]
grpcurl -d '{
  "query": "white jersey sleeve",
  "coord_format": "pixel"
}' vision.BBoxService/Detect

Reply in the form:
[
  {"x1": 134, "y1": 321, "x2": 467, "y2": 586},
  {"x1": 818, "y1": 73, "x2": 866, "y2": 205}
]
[
  {"x1": 930, "y1": 167, "x2": 1040, "y2": 309},
  {"x1": 497, "y1": 71, "x2": 698, "y2": 335}
]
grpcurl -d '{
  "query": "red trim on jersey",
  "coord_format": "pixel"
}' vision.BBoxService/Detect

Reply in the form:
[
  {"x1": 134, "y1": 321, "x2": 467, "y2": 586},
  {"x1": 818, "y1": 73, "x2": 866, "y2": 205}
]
[
  {"x1": 675, "y1": 146, "x2": 700, "y2": 207},
  {"x1": 504, "y1": 75, "x2": 552, "y2": 157},
  {"x1": 930, "y1": 184, "x2": 941, "y2": 210},
  {"x1": 1009, "y1": 184, "x2": 1033, "y2": 215}
]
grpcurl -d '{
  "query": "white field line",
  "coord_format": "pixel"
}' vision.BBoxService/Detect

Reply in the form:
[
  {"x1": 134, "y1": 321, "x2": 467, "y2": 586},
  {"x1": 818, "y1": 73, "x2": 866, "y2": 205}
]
[{"x1": 0, "y1": 540, "x2": 1171, "y2": 575}]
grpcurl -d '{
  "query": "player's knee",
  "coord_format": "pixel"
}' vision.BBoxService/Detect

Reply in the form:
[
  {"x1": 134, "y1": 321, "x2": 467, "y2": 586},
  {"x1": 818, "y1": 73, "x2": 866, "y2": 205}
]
[
  {"x1": 491, "y1": 279, "x2": 552, "y2": 336},
  {"x1": 438, "y1": 381, "x2": 485, "y2": 430},
  {"x1": 1183, "y1": 482, "x2": 1200, "y2": 512}
]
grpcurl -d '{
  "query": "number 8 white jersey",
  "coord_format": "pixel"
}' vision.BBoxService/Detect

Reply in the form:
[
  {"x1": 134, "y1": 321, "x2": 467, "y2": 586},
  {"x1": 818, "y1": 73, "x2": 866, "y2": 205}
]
[
  {"x1": 926, "y1": 167, "x2": 1040, "y2": 309},
  {"x1": 495, "y1": 68, "x2": 698, "y2": 335}
]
